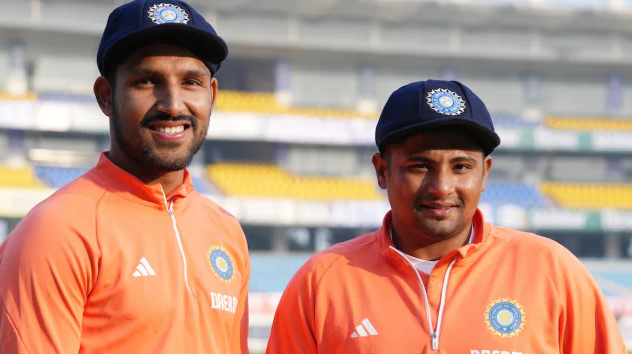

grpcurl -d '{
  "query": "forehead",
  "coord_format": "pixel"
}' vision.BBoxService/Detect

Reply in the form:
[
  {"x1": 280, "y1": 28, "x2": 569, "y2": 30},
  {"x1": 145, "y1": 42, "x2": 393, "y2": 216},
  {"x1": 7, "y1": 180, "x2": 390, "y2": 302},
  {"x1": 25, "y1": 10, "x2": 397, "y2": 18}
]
[
  {"x1": 117, "y1": 43, "x2": 209, "y2": 74},
  {"x1": 391, "y1": 128, "x2": 483, "y2": 157}
]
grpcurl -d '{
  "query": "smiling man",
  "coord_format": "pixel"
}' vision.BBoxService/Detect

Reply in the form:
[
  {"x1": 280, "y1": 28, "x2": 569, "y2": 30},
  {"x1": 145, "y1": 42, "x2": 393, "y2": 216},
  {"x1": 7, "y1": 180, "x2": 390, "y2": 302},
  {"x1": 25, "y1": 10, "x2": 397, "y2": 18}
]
[
  {"x1": 0, "y1": 1, "x2": 250, "y2": 353},
  {"x1": 265, "y1": 80, "x2": 625, "y2": 354}
]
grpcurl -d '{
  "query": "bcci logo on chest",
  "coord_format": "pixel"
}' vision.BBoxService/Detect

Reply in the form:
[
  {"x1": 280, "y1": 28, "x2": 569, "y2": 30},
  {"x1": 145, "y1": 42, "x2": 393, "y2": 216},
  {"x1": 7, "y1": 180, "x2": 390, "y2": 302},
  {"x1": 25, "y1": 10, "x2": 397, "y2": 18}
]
[
  {"x1": 484, "y1": 298, "x2": 526, "y2": 338},
  {"x1": 207, "y1": 245, "x2": 235, "y2": 284}
]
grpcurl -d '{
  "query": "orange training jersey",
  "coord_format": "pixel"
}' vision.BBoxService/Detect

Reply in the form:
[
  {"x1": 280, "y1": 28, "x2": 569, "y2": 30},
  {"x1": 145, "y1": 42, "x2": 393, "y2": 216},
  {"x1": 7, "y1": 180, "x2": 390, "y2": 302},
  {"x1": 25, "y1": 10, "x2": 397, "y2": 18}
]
[
  {"x1": 266, "y1": 210, "x2": 625, "y2": 354},
  {"x1": 0, "y1": 153, "x2": 250, "y2": 354}
]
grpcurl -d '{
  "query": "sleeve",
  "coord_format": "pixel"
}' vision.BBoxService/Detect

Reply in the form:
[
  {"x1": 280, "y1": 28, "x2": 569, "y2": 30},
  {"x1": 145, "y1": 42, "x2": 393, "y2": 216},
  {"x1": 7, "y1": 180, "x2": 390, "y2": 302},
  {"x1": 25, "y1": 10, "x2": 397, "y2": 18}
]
[
  {"x1": 557, "y1": 253, "x2": 627, "y2": 354},
  {"x1": 0, "y1": 202, "x2": 98, "y2": 354},
  {"x1": 265, "y1": 262, "x2": 319, "y2": 354},
  {"x1": 230, "y1": 239, "x2": 250, "y2": 354}
]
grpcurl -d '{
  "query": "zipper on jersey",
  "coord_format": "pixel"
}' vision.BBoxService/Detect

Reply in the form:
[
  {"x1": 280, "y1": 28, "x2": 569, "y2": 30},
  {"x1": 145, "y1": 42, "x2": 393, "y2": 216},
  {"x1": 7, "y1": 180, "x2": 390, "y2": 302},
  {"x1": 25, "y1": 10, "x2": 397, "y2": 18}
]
[
  {"x1": 161, "y1": 187, "x2": 193, "y2": 295},
  {"x1": 389, "y1": 247, "x2": 457, "y2": 351}
]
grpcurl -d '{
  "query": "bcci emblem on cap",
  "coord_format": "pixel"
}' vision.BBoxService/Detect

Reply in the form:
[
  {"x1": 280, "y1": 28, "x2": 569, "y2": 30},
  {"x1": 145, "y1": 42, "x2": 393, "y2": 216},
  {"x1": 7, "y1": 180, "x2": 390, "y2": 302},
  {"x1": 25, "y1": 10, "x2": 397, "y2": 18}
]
[
  {"x1": 484, "y1": 298, "x2": 526, "y2": 338},
  {"x1": 207, "y1": 245, "x2": 235, "y2": 284},
  {"x1": 427, "y1": 88, "x2": 466, "y2": 116},
  {"x1": 148, "y1": 3, "x2": 189, "y2": 24}
]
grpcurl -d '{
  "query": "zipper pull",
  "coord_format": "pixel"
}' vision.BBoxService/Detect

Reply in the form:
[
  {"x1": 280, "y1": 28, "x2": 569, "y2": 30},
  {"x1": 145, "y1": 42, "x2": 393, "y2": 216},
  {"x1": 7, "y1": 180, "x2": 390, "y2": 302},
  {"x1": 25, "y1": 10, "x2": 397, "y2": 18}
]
[{"x1": 431, "y1": 332, "x2": 438, "y2": 350}]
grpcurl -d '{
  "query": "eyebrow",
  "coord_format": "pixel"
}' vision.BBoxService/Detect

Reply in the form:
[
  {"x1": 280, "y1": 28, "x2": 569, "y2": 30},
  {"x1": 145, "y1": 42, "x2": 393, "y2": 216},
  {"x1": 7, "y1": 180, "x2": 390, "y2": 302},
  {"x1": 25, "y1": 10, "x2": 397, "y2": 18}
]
[
  {"x1": 183, "y1": 69, "x2": 211, "y2": 78},
  {"x1": 450, "y1": 156, "x2": 478, "y2": 164},
  {"x1": 408, "y1": 155, "x2": 478, "y2": 164}
]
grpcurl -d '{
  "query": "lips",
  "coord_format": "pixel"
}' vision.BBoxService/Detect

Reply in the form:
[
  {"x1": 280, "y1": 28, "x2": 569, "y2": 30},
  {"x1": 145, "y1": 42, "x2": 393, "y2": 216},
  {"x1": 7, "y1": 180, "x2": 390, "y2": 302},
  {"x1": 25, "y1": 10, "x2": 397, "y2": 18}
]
[
  {"x1": 153, "y1": 125, "x2": 185, "y2": 135},
  {"x1": 147, "y1": 121, "x2": 192, "y2": 135},
  {"x1": 420, "y1": 202, "x2": 457, "y2": 209},
  {"x1": 417, "y1": 201, "x2": 460, "y2": 218}
]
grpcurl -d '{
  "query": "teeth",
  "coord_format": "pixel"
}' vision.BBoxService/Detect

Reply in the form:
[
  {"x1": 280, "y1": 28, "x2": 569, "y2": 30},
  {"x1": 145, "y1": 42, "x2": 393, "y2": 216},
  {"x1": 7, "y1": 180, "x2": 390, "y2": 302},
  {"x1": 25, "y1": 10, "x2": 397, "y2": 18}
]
[{"x1": 157, "y1": 125, "x2": 185, "y2": 134}]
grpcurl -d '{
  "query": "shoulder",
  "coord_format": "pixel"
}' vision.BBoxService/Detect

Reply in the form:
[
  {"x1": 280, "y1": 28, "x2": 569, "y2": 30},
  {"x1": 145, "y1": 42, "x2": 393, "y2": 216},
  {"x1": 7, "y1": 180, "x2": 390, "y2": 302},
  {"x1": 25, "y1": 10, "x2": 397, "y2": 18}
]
[
  {"x1": 2, "y1": 174, "x2": 103, "y2": 258},
  {"x1": 286, "y1": 232, "x2": 379, "y2": 290},
  {"x1": 189, "y1": 192, "x2": 242, "y2": 227},
  {"x1": 490, "y1": 225, "x2": 589, "y2": 279},
  {"x1": 0, "y1": 176, "x2": 102, "y2": 288}
]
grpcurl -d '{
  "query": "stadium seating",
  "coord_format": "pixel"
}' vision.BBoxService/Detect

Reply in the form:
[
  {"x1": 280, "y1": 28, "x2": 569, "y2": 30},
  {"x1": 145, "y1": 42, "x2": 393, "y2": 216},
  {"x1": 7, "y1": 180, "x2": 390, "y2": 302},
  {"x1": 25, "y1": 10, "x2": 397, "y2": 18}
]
[
  {"x1": 207, "y1": 163, "x2": 384, "y2": 201},
  {"x1": 215, "y1": 90, "x2": 376, "y2": 119},
  {"x1": 0, "y1": 165, "x2": 44, "y2": 188},
  {"x1": 481, "y1": 182, "x2": 550, "y2": 208},
  {"x1": 545, "y1": 117, "x2": 632, "y2": 131},
  {"x1": 34, "y1": 165, "x2": 218, "y2": 195},
  {"x1": 38, "y1": 92, "x2": 95, "y2": 103},
  {"x1": 540, "y1": 182, "x2": 632, "y2": 209},
  {"x1": 0, "y1": 92, "x2": 37, "y2": 100},
  {"x1": 34, "y1": 165, "x2": 90, "y2": 188},
  {"x1": 17, "y1": 162, "x2": 614, "y2": 211}
]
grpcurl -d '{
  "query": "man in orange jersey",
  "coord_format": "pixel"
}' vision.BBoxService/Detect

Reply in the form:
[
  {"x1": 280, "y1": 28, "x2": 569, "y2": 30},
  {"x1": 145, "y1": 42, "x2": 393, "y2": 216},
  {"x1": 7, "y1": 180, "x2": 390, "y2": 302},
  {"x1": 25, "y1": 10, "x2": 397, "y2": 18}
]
[
  {"x1": 266, "y1": 79, "x2": 626, "y2": 354},
  {"x1": 0, "y1": 1, "x2": 250, "y2": 353}
]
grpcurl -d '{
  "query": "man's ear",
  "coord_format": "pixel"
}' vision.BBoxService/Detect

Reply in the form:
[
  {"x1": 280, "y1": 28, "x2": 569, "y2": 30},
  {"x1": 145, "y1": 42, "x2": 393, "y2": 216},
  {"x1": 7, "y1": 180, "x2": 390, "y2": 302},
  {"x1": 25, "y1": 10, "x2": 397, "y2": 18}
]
[
  {"x1": 210, "y1": 77, "x2": 218, "y2": 109},
  {"x1": 94, "y1": 76, "x2": 114, "y2": 117},
  {"x1": 481, "y1": 155, "x2": 493, "y2": 192},
  {"x1": 372, "y1": 152, "x2": 388, "y2": 190}
]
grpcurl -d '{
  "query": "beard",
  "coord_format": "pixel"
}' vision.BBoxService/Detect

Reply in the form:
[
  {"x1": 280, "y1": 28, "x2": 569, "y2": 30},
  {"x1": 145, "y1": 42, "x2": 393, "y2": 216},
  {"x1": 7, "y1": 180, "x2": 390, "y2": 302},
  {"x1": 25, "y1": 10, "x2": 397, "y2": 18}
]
[{"x1": 110, "y1": 106, "x2": 208, "y2": 172}]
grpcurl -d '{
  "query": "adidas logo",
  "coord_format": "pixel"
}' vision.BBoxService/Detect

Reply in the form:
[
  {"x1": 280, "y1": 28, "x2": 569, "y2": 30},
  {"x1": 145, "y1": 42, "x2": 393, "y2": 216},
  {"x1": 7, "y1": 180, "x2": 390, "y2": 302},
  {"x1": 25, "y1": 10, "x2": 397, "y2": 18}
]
[
  {"x1": 350, "y1": 318, "x2": 378, "y2": 338},
  {"x1": 132, "y1": 257, "x2": 156, "y2": 277}
]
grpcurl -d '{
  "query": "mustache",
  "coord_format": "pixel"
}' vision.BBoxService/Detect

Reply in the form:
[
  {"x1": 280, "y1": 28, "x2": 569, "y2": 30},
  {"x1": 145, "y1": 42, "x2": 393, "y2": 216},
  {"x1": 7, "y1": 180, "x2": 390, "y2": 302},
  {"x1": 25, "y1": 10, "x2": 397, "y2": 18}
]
[{"x1": 141, "y1": 113, "x2": 198, "y2": 130}]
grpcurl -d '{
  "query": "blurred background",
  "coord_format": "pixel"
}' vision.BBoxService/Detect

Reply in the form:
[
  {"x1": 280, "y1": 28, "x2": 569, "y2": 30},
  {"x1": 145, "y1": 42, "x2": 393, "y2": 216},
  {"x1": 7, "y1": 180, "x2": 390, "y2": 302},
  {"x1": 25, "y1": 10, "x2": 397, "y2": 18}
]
[{"x1": 2, "y1": 0, "x2": 632, "y2": 351}]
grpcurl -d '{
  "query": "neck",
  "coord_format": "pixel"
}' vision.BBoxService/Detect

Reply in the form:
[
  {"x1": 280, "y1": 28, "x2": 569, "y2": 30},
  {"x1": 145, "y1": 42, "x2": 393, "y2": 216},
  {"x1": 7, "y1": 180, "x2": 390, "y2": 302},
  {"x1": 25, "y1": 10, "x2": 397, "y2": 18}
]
[
  {"x1": 392, "y1": 222, "x2": 472, "y2": 261},
  {"x1": 106, "y1": 150, "x2": 185, "y2": 196}
]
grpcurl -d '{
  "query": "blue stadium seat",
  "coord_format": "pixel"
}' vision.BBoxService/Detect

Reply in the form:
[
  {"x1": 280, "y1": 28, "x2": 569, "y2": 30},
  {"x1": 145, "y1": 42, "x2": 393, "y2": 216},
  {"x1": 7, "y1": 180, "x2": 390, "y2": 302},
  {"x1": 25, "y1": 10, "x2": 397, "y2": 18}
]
[
  {"x1": 481, "y1": 182, "x2": 550, "y2": 208},
  {"x1": 34, "y1": 165, "x2": 219, "y2": 194},
  {"x1": 38, "y1": 92, "x2": 95, "y2": 103},
  {"x1": 492, "y1": 115, "x2": 540, "y2": 128},
  {"x1": 34, "y1": 165, "x2": 89, "y2": 188}
]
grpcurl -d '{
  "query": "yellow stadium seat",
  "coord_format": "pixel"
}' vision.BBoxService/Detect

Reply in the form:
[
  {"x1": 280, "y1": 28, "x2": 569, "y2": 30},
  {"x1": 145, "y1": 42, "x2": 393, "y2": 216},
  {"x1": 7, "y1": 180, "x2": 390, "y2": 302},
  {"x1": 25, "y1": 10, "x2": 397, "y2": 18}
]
[
  {"x1": 544, "y1": 117, "x2": 632, "y2": 131},
  {"x1": 0, "y1": 91, "x2": 37, "y2": 100},
  {"x1": 207, "y1": 163, "x2": 384, "y2": 201},
  {"x1": 0, "y1": 165, "x2": 44, "y2": 188},
  {"x1": 540, "y1": 182, "x2": 632, "y2": 210},
  {"x1": 215, "y1": 90, "x2": 377, "y2": 119}
]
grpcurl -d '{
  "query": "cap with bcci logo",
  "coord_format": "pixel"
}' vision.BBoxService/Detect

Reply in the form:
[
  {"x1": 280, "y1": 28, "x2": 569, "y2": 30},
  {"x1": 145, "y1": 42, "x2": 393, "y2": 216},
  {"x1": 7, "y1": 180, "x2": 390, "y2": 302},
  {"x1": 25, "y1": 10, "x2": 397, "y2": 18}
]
[
  {"x1": 97, "y1": 0, "x2": 228, "y2": 77},
  {"x1": 375, "y1": 80, "x2": 501, "y2": 155}
]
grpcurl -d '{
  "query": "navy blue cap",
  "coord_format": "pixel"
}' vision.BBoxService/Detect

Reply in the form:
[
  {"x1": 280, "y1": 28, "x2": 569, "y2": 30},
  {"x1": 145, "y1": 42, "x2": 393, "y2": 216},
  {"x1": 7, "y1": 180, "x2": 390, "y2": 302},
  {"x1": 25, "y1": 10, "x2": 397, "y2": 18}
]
[
  {"x1": 97, "y1": 0, "x2": 228, "y2": 77},
  {"x1": 375, "y1": 79, "x2": 501, "y2": 155}
]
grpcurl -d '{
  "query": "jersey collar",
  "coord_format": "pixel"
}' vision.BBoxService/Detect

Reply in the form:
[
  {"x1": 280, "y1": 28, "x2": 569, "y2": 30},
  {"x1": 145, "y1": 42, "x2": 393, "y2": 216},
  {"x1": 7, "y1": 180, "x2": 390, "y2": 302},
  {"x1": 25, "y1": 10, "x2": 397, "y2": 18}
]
[
  {"x1": 379, "y1": 208, "x2": 492, "y2": 263},
  {"x1": 88, "y1": 152, "x2": 195, "y2": 207}
]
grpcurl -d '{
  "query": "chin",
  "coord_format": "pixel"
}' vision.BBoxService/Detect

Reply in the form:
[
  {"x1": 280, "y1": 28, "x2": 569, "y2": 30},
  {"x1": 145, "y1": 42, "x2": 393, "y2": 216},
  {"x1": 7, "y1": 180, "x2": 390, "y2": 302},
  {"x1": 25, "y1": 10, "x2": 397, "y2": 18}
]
[
  {"x1": 143, "y1": 148, "x2": 195, "y2": 172},
  {"x1": 417, "y1": 220, "x2": 460, "y2": 240}
]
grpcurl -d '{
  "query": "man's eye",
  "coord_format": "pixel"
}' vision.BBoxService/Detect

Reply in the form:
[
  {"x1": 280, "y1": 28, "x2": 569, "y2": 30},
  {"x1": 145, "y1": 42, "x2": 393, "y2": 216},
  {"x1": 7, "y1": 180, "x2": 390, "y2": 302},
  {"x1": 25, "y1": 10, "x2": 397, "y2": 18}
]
[
  {"x1": 184, "y1": 79, "x2": 202, "y2": 86},
  {"x1": 134, "y1": 78, "x2": 153, "y2": 86}
]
